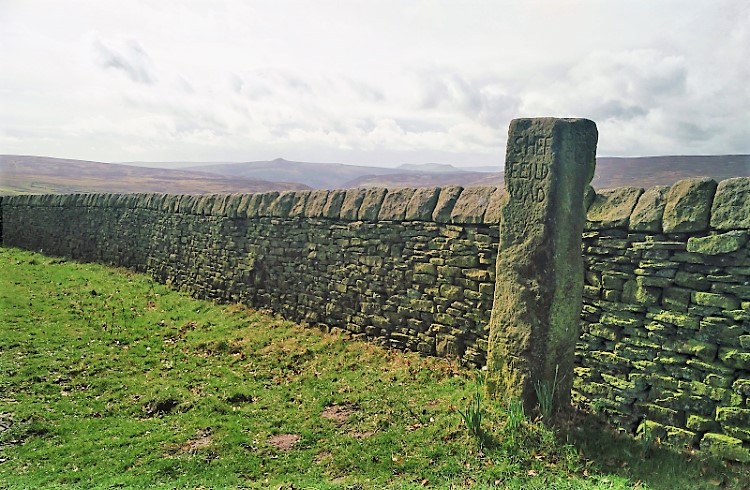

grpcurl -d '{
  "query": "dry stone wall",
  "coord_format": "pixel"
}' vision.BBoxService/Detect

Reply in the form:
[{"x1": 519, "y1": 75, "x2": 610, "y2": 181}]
[
  {"x1": 1, "y1": 177, "x2": 749, "y2": 460},
  {"x1": 0, "y1": 187, "x2": 502, "y2": 367},
  {"x1": 578, "y1": 177, "x2": 750, "y2": 462}
]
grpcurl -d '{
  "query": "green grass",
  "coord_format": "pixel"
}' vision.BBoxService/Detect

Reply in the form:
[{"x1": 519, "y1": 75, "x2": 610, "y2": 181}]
[{"x1": 0, "y1": 247, "x2": 747, "y2": 489}]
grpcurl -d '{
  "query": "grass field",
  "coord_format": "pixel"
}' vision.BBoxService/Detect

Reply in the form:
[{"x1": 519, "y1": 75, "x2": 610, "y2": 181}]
[{"x1": 0, "y1": 247, "x2": 747, "y2": 489}]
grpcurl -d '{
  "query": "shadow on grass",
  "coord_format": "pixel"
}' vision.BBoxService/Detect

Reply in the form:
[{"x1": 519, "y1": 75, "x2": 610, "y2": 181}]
[{"x1": 559, "y1": 409, "x2": 750, "y2": 490}]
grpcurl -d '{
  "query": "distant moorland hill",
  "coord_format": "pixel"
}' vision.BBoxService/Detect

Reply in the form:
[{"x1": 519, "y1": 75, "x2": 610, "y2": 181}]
[
  {"x1": 190, "y1": 158, "x2": 410, "y2": 189},
  {"x1": 1, "y1": 154, "x2": 747, "y2": 195},
  {"x1": 593, "y1": 155, "x2": 750, "y2": 189},
  {"x1": 0, "y1": 155, "x2": 309, "y2": 195},
  {"x1": 183, "y1": 155, "x2": 750, "y2": 190}
]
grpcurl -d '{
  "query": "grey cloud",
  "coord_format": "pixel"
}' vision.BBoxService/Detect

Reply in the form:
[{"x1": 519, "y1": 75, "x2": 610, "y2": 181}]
[
  {"x1": 415, "y1": 67, "x2": 520, "y2": 129},
  {"x1": 591, "y1": 100, "x2": 648, "y2": 122},
  {"x1": 477, "y1": 91, "x2": 521, "y2": 129},
  {"x1": 284, "y1": 75, "x2": 312, "y2": 94},
  {"x1": 419, "y1": 71, "x2": 481, "y2": 114},
  {"x1": 674, "y1": 121, "x2": 713, "y2": 143},
  {"x1": 93, "y1": 39, "x2": 156, "y2": 84},
  {"x1": 345, "y1": 78, "x2": 384, "y2": 102}
]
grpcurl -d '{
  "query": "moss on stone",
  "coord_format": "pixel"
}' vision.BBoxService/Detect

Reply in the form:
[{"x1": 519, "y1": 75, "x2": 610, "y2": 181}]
[{"x1": 662, "y1": 177, "x2": 717, "y2": 233}]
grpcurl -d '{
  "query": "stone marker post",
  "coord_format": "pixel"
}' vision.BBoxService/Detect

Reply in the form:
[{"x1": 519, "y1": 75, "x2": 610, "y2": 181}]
[{"x1": 486, "y1": 118, "x2": 597, "y2": 414}]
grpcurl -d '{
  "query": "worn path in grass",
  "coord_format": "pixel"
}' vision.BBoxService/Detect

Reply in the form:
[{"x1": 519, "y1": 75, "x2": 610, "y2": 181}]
[{"x1": 0, "y1": 247, "x2": 747, "y2": 489}]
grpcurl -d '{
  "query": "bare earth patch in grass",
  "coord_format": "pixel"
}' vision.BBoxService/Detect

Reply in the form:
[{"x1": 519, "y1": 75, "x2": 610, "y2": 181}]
[
  {"x1": 321, "y1": 404, "x2": 357, "y2": 425},
  {"x1": 268, "y1": 434, "x2": 301, "y2": 451},
  {"x1": 349, "y1": 431, "x2": 375, "y2": 440}
]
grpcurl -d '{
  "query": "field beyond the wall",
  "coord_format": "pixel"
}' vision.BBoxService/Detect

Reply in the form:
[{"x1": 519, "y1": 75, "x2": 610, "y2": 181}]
[{"x1": 0, "y1": 247, "x2": 748, "y2": 489}]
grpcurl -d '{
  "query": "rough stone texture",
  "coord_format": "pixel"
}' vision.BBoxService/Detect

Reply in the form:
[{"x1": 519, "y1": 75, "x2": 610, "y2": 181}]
[
  {"x1": 629, "y1": 185, "x2": 669, "y2": 232},
  {"x1": 432, "y1": 186, "x2": 463, "y2": 223},
  {"x1": 662, "y1": 178, "x2": 718, "y2": 233},
  {"x1": 487, "y1": 117, "x2": 597, "y2": 412},
  {"x1": 404, "y1": 187, "x2": 440, "y2": 221},
  {"x1": 483, "y1": 188, "x2": 505, "y2": 225},
  {"x1": 322, "y1": 190, "x2": 346, "y2": 218},
  {"x1": 270, "y1": 191, "x2": 296, "y2": 218},
  {"x1": 701, "y1": 433, "x2": 750, "y2": 463},
  {"x1": 378, "y1": 188, "x2": 417, "y2": 221},
  {"x1": 288, "y1": 191, "x2": 311, "y2": 218},
  {"x1": 2, "y1": 190, "x2": 499, "y2": 370},
  {"x1": 578, "y1": 192, "x2": 750, "y2": 460},
  {"x1": 304, "y1": 190, "x2": 330, "y2": 218},
  {"x1": 687, "y1": 231, "x2": 749, "y2": 255},
  {"x1": 711, "y1": 177, "x2": 750, "y2": 230},
  {"x1": 258, "y1": 192, "x2": 279, "y2": 217},
  {"x1": 340, "y1": 189, "x2": 366, "y2": 220},
  {"x1": 586, "y1": 187, "x2": 644, "y2": 229},
  {"x1": 583, "y1": 185, "x2": 596, "y2": 211},
  {"x1": 357, "y1": 188, "x2": 387, "y2": 221},
  {"x1": 450, "y1": 187, "x2": 495, "y2": 224}
]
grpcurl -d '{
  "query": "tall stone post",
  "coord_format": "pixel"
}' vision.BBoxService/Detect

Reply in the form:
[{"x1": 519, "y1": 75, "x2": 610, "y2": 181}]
[{"x1": 486, "y1": 118, "x2": 597, "y2": 414}]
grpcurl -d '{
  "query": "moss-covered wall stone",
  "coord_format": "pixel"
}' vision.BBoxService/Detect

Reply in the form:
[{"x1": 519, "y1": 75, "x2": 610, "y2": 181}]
[{"x1": 578, "y1": 178, "x2": 750, "y2": 461}]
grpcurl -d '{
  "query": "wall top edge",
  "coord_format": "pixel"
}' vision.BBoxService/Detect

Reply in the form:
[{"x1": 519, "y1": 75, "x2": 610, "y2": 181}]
[{"x1": 2, "y1": 177, "x2": 748, "y2": 230}]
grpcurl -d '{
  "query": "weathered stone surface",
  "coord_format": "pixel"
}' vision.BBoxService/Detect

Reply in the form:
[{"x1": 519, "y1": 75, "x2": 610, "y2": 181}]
[
  {"x1": 304, "y1": 190, "x2": 330, "y2": 218},
  {"x1": 339, "y1": 189, "x2": 366, "y2": 220},
  {"x1": 404, "y1": 187, "x2": 440, "y2": 221},
  {"x1": 257, "y1": 192, "x2": 279, "y2": 217},
  {"x1": 583, "y1": 185, "x2": 595, "y2": 211},
  {"x1": 378, "y1": 188, "x2": 417, "y2": 221},
  {"x1": 701, "y1": 433, "x2": 750, "y2": 463},
  {"x1": 693, "y1": 292, "x2": 741, "y2": 310},
  {"x1": 630, "y1": 185, "x2": 669, "y2": 232},
  {"x1": 484, "y1": 188, "x2": 506, "y2": 224},
  {"x1": 711, "y1": 177, "x2": 750, "y2": 230},
  {"x1": 487, "y1": 117, "x2": 597, "y2": 412},
  {"x1": 288, "y1": 191, "x2": 311, "y2": 218},
  {"x1": 224, "y1": 194, "x2": 243, "y2": 217},
  {"x1": 269, "y1": 191, "x2": 297, "y2": 218},
  {"x1": 662, "y1": 178, "x2": 717, "y2": 233},
  {"x1": 687, "y1": 231, "x2": 749, "y2": 255},
  {"x1": 586, "y1": 187, "x2": 643, "y2": 229},
  {"x1": 447, "y1": 186, "x2": 494, "y2": 224},
  {"x1": 322, "y1": 190, "x2": 346, "y2": 219},
  {"x1": 357, "y1": 188, "x2": 387, "y2": 221},
  {"x1": 432, "y1": 186, "x2": 463, "y2": 223}
]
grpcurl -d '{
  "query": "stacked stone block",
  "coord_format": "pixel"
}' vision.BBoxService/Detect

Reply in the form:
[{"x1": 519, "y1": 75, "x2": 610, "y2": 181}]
[
  {"x1": 577, "y1": 177, "x2": 750, "y2": 462},
  {"x1": 1, "y1": 187, "x2": 500, "y2": 367}
]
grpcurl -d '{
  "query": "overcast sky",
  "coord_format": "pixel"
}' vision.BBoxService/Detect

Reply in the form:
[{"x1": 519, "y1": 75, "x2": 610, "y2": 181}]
[{"x1": 1, "y1": 1, "x2": 748, "y2": 167}]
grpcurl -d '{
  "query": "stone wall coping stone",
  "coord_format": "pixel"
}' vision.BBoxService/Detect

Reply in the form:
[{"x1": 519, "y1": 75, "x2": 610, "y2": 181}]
[
  {"x1": 449, "y1": 186, "x2": 495, "y2": 224},
  {"x1": 710, "y1": 177, "x2": 750, "y2": 230},
  {"x1": 629, "y1": 185, "x2": 670, "y2": 232},
  {"x1": 3, "y1": 176, "x2": 749, "y2": 229},
  {"x1": 404, "y1": 187, "x2": 440, "y2": 221},
  {"x1": 322, "y1": 190, "x2": 347, "y2": 218},
  {"x1": 586, "y1": 186, "x2": 644, "y2": 230},
  {"x1": 340, "y1": 188, "x2": 366, "y2": 220},
  {"x1": 378, "y1": 188, "x2": 417, "y2": 221},
  {"x1": 288, "y1": 191, "x2": 312, "y2": 218},
  {"x1": 662, "y1": 177, "x2": 718, "y2": 233},
  {"x1": 432, "y1": 186, "x2": 463, "y2": 223},
  {"x1": 304, "y1": 190, "x2": 330, "y2": 218}
]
